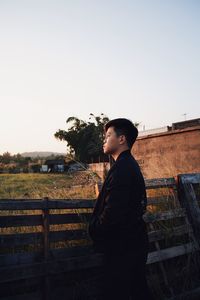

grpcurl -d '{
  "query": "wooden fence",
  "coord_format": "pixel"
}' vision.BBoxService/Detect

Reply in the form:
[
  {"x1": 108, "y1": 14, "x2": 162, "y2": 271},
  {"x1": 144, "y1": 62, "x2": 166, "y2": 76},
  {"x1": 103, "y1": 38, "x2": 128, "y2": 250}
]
[{"x1": 0, "y1": 173, "x2": 200, "y2": 299}]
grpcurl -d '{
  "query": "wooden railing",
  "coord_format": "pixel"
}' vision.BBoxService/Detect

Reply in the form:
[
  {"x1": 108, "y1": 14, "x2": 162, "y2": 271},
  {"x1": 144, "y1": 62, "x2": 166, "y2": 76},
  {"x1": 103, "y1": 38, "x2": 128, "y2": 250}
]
[{"x1": 0, "y1": 174, "x2": 200, "y2": 299}]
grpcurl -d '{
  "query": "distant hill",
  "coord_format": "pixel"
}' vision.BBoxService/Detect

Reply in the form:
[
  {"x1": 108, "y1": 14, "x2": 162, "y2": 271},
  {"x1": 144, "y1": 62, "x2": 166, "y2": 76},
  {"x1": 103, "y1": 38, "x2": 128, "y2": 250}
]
[{"x1": 21, "y1": 151, "x2": 66, "y2": 158}]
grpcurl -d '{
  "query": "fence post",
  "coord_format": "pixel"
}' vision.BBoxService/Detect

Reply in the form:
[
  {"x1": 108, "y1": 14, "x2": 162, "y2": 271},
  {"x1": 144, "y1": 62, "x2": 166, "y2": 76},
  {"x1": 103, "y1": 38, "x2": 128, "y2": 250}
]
[
  {"x1": 177, "y1": 174, "x2": 200, "y2": 247},
  {"x1": 95, "y1": 181, "x2": 103, "y2": 197},
  {"x1": 42, "y1": 197, "x2": 50, "y2": 300}
]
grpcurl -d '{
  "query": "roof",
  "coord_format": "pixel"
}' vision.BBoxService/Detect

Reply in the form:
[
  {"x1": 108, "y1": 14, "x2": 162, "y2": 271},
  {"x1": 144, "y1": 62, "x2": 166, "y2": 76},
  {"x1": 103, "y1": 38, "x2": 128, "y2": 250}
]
[
  {"x1": 45, "y1": 159, "x2": 65, "y2": 165},
  {"x1": 172, "y1": 118, "x2": 200, "y2": 130},
  {"x1": 138, "y1": 126, "x2": 170, "y2": 137},
  {"x1": 138, "y1": 118, "x2": 200, "y2": 138}
]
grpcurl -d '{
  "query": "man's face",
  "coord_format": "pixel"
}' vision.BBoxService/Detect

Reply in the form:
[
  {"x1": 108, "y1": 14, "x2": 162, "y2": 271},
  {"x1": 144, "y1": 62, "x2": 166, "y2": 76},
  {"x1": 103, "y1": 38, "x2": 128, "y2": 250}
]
[{"x1": 103, "y1": 126, "x2": 124, "y2": 155}]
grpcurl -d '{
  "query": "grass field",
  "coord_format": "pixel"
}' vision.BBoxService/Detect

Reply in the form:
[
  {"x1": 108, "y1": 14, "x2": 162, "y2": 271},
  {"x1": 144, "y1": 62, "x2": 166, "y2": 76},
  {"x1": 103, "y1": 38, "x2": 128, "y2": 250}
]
[{"x1": 0, "y1": 171, "x2": 99, "y2": 199}]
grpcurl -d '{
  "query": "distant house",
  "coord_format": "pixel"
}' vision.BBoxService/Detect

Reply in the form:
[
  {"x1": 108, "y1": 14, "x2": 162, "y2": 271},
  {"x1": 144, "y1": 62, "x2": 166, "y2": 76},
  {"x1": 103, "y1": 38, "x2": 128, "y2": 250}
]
[
  {"x1": 40, "y1": 165, "x2": 48, "y2": 172},
  {"x1": 43, "y1": 159, "x2": 67, "y2": 173},
  {"x1": 40, "y1": 158, "x2": 88, "y2": 173},
  {"x1": 67, "y1": 161, "x2": 86, "y2": 172}
]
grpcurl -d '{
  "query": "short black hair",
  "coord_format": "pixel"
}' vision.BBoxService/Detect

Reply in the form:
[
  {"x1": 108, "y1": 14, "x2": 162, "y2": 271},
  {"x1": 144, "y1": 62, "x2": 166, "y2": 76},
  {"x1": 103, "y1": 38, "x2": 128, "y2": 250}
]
[{"x1": 104, "y1": 118, "x2": 138, "y2": 148}]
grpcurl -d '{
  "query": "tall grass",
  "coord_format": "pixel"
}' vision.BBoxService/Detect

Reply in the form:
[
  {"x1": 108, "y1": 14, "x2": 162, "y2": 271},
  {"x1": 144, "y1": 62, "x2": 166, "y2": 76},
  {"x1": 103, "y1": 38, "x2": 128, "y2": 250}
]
[{"x1": 0, "y1": 172, "x2": 99, "y2": 199}]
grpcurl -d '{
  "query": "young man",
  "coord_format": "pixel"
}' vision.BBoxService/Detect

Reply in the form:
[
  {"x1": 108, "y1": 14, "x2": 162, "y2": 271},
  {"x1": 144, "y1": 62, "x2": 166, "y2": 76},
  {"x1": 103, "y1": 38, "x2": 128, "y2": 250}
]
[{"x1": 88, "y1": 118, "x2": 154, "y2": 300}]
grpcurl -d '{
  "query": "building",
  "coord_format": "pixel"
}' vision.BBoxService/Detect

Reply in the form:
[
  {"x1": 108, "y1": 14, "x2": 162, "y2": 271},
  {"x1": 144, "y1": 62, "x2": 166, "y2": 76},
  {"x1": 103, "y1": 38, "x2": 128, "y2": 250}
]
[
  {"x1": 132, "y1": 118, "x2": 200, "y2": 179},
  {"x1": 43, "y1": 159, "x2": 66, "y2": 172}
]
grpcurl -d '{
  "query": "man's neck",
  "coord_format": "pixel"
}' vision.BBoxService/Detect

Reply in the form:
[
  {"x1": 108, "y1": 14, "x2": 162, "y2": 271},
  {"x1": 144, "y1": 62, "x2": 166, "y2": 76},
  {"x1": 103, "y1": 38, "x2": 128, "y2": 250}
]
[{"x1": 111, "y1": 147, "x2": 130, "y2": 161}]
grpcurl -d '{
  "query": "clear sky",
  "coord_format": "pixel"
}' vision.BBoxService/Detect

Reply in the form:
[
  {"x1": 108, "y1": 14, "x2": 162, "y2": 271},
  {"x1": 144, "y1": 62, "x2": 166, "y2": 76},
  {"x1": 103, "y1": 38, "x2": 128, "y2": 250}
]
[{"x1": 0, "y1": 0, "x2": 199, "y2": 155}]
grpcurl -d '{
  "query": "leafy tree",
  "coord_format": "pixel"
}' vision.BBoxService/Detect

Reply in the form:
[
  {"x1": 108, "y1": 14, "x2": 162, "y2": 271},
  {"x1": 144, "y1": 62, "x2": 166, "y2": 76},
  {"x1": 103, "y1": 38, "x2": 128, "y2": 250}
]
[
  {"x1": 54, "y1": 113, "x2": 109, "y2": 162},
  {"x1": 12, "y1": 153, "x2": 31, "y2": 166},
  {"x1": 0, "y1": 152, "x2": 12, "y2": 164}
]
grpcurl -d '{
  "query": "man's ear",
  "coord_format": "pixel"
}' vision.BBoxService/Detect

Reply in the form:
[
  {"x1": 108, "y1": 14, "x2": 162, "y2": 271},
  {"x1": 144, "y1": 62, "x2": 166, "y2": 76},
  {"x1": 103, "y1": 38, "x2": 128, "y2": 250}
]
[{"x1": 119, "y1": 135, "x2": 126, "y2": 145}]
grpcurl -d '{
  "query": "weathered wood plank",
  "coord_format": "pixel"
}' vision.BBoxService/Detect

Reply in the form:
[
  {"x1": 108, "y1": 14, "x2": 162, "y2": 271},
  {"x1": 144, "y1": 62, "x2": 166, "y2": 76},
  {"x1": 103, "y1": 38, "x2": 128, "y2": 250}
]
[
  {"x1": 0, "y1": 245, "x2": 94, "y2": 267},
  {"x1": 0, "y1": 215, "x2": 42, "y2": 227},
  {"x1": 0, "y1": 229, "x2": 89, "y2": 248},
  {"x1": 49, "y1": 229, "x2": 88, "y2": 242},
  {"x1": 147, "y1": 242, "x2": 199, "y2": 264},
  {"x1": 49, "y1": 212, "x2": 91, "y2": 224},
  {"x1": 145, "y1": 177, "x2": 176, "y2": 189},
  {"x1": 50, "y1": 244, "x2": 94, "y2": 259},
  {"x1": 1, "y1": 291, "x2": 43, "y2": 300},
  {"x1": 0, "y1": 232, "x2": 43, "y2": 247},
  {"x1": 0, "y1": 199, "x2": 44, "y2": 210},
  {"x1": 178, "y1": 173, "x2": 200, "y2": 185},
  {"x1": 147, "y1": 195, "x2": 178, "y2": 205},
  {"x1": 46, "y1": 199, "x2": 95, "y2": 209},
  {"x1": 178, "y1": 174, "x2": 200, "y2": 246},
  {"x1": 143, "y1": 208, "x2": 186, "y2": 222},
  {"x1": 0, "y1": 251, "x2": 43, "y2": 267},
  {"x1": 0, "y1": 199, "x2": 95, "y2": 210},
  {"x1": 0, "y1": 253, "x2": 103, "y2": 283}
]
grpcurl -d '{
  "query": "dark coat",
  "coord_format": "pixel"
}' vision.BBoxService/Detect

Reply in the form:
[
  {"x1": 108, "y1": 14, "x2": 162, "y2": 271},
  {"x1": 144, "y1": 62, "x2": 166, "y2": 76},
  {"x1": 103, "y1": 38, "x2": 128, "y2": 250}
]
[{"x1": 88, "y1": 149, "x2": 149, "y2": 255}]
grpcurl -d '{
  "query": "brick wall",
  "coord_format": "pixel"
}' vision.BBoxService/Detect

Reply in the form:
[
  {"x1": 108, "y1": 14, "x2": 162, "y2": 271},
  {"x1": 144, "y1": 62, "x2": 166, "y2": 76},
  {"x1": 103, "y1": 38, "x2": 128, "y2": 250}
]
[
  {"x1": 88, "y1": 162, "x2": 110, "y2": 180},
  {"x1": 132, "y1": 126, "x2": 200, "y2": 179}
]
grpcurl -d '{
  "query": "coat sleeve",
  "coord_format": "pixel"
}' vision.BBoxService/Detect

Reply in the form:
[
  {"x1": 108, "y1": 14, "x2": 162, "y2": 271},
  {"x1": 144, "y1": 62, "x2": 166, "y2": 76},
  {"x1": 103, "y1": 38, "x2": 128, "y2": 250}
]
[{"x1": 88, "y1": 166, "x2": 132, "y2": 240}]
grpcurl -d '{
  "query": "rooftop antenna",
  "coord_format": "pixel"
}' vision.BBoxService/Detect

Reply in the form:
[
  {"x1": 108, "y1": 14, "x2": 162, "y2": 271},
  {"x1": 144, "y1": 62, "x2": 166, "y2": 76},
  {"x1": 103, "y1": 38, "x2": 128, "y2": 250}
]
[
  {"x1": 138, "y1": 122, "x2": 145, "y2": 131},
  {"x1": 182, "y1": 113, "x2": 187, "y2": 121}
]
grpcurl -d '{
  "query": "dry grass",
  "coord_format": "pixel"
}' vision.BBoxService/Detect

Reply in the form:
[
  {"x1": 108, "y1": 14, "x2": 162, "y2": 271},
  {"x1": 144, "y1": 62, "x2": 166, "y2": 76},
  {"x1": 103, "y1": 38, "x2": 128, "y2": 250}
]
[{"x1": 0, "y1": 171, "x2": 99, "y2": 199}]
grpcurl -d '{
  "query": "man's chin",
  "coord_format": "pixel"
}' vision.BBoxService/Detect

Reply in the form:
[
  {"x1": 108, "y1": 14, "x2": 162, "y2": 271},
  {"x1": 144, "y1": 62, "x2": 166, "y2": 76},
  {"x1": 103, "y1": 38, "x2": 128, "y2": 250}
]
[
  {"x1": 103, "y1": 148, "x2": 107, "y2": 154},
  {"x1": 103, "y1": 148, "x2": 111, "y2": 155}
]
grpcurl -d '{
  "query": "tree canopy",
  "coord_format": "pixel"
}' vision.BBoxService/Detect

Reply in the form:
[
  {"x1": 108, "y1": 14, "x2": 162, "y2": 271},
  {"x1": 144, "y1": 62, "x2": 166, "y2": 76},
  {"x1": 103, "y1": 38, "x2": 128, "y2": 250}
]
[{"x1": 54, "y1": 113, "x2": 110, "y2": 163}]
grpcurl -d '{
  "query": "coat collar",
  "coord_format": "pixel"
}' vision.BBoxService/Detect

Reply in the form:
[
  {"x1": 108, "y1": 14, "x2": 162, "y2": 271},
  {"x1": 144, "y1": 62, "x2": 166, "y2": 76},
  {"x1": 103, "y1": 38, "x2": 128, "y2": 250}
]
[
  {"x1": 115, "y1": 149, "x2": 131, "y2": 162},
  {"x1": 100, "y1": 149, "x2": 131, "y2": 189},
  {"x1": 103, "y1": 149, "x2": 131, "y2": 183}
]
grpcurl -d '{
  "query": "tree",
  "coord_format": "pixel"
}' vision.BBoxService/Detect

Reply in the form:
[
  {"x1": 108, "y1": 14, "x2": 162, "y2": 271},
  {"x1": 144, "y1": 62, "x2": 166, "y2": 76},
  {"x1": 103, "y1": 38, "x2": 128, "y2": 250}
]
[
  {"x1": 0, "y1": 152, "x2": 12, "y2": 164},
  {"x1": 54, "y1": 113, "x2": 109, "y2": 162}
]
